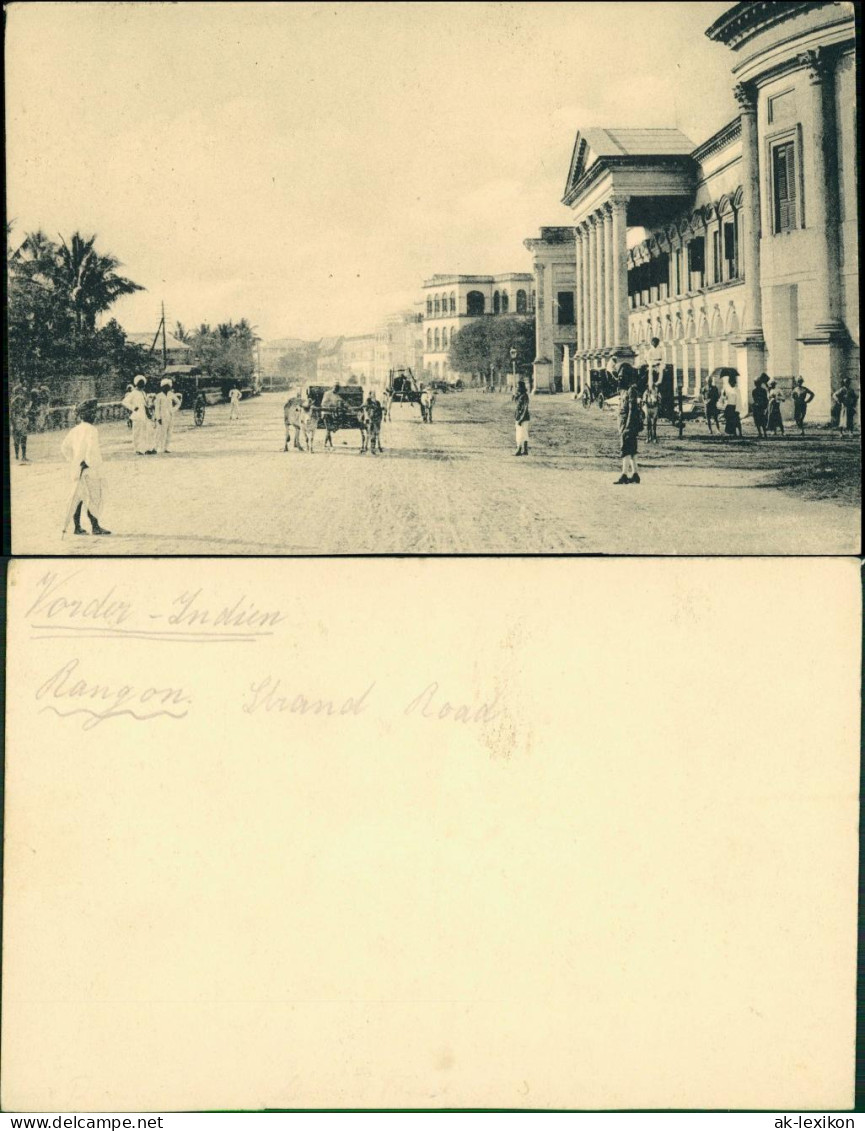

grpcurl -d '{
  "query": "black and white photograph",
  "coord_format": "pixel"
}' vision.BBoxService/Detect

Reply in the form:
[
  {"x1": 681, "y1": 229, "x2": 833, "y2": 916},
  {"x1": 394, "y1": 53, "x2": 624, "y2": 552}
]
[
  {"x1": 6, "y1": 0, "x2": 860, "y2": 555},
  {"x1": 1, "y1": 1, "x2": 863, "y2": 1123}
]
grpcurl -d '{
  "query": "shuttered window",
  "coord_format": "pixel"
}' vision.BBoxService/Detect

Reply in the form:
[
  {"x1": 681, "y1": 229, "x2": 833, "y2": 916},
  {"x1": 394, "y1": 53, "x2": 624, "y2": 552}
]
[{"x1": 773, "y1": 141, "x2": 797, "y2": 232}]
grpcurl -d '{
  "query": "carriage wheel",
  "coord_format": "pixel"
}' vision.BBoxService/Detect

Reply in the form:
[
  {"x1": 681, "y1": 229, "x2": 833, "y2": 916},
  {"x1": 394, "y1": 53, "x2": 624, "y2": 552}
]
[{"x1": 597, "y1": 394, "x2": 605, "y2": 410}]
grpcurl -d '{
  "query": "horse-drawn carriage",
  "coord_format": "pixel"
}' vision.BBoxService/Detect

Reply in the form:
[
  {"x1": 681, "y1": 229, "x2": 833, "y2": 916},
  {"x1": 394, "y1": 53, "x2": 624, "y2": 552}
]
[
  {"x1": 284, "y1": 384, "x2": 382, "y2": 453},
  {"x1": 383, "y1": 367, "x2": 436, "y2": 421}
]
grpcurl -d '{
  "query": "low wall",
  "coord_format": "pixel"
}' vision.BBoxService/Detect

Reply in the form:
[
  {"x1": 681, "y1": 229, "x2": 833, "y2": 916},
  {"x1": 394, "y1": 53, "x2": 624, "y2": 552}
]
[{"x1": 37, "y1": 402, "x2": 128, "y2": 432}]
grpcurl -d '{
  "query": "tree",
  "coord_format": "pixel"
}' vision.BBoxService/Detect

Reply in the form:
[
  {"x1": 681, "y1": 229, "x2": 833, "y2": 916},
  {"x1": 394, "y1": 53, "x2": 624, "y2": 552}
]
[
  {"x1": 7, "y1": 227, "x2": 146, "y2": 394},
  {"x1": 54, "y1": 232, "x2": 144, "y2": 334},
  {"x1": 449, "y1": 316, "x2": 535, "y2": 386},
  {"x1": 185, "y1": 318, "x2": 260, "y2": 386}
]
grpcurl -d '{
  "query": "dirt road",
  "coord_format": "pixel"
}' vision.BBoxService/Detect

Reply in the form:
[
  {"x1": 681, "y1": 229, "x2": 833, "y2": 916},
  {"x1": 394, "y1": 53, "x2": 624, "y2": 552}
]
[{"x1": 10, "y1": 390, "x2": 860, "y2": 555}]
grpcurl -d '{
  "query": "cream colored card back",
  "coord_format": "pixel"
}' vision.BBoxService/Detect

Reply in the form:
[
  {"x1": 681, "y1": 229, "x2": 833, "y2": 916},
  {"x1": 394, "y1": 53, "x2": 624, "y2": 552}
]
[{"x1": 3, "y1": 557, "x2": 860, "y2": 1111}]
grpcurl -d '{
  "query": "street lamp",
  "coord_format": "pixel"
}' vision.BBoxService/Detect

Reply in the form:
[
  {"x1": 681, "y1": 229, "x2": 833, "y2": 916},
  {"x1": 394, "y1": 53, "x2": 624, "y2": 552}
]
[{"x1": 510, "y1": 347, "x2": 517, "y2": 392}]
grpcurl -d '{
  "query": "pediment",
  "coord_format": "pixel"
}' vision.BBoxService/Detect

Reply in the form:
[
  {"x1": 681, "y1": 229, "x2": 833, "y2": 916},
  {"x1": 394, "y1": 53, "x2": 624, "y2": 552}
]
[{"x1": 564, "y1": 132, "x2": 598, "y2": 198}]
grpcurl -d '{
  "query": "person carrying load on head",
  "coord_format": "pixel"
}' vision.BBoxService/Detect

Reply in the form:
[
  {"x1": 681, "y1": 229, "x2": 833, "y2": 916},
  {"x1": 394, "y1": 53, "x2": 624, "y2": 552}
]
[{"x1": 60, "y1": 399, "x2": 111, "y2": 536}]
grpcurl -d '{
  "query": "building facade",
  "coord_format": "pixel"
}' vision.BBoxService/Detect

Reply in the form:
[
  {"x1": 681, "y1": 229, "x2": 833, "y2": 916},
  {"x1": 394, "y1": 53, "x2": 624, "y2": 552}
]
[
  {"x1": 420, "y1": 272, "x2": 535, "y2": 381},
  {"x1": 523, "y1": 228, "x2": 578, "y2": 394},
  {"x1": 560, "y1": 1, "x2": 857, "y2": 420},
  {"x1": 374, "y1": 308, "x2": 425, "y2": 388}
]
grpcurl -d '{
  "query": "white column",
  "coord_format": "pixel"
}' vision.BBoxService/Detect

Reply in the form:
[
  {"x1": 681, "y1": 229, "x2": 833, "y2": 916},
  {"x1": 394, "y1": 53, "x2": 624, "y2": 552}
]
[
  {"x1": 732, "y1": 82, "x2": 764, "y2": 340},
  {"x1": 593, "y1": 212, "x2": 605, "y2": 351},
  {"x1": 609, "y1": 196, "x2": 631, "y2": 357},
  {"x1": 794, "y1": 48, "x2": 847, "y2": 420},
  {"x1": 603, "y1": 204, "x2": 615, "y2": 353},
  {"x1": 579, "y1": 223, "x2": 590, "y2": 386},
  {"x1": 585, "y1": 218, "x2": 596, "y2": 351},
  {"x1": 800, "y1": 48, "x2": 843, "y2": 331},
  {"x1": 575, "y1": 229, "x2": 585, "y2": 355}
]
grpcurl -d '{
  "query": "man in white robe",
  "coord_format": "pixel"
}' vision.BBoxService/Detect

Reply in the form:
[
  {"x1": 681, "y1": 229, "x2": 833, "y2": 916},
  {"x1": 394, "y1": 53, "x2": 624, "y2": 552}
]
[
  {"x1": 122, "y1": 375, "x2": 157, "y2": 454},
  {"x1": 154, "y1": 378, "x2": 177, "y2": 453},
  {"x1": 60, "y1": 399, "x2": 111, "y2": 535}
]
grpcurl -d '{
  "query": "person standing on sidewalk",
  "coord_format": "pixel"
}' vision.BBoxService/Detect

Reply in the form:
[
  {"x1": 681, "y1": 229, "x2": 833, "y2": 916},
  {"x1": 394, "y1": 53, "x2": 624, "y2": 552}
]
[
  {"x1": 10, "y1": 384, "x2": 30, "y2": 463},
  {"x1": 228, "y1": 384, "x2": 242, "y2": 422},
  {"x1": 641, "y1": 382, "x2": 661, "y2": 444},
  {"x1": 513, "y1": 379, "x2": 530, "y2": 456},
  {"x1": 615, "y1": 384, "x2": 643, "y2": 484},
  {"x1": 766, "y1": 380, "x2": 785, "y2": 436},
  {"x1": 122, "y1": 375, "x2": 157, "y2": 454},
  {"x1": 751, "y1": 374, "x2": 769, "y2": 439},
  {"x1": 60, "y1": 399, "x2": 111, "y2": 536},
  {"x1": 791, "y1": 378, "x2": 815, "y2": 436},
  {"x1": 646, "y1": 337, "x2": 665, "y2": 392},
  {"x1": 704, "y1": 377, "x2": 721, "y2": 435},
  {"x1": 838, "y1": 377, "x2": 858, "y2": 436}
]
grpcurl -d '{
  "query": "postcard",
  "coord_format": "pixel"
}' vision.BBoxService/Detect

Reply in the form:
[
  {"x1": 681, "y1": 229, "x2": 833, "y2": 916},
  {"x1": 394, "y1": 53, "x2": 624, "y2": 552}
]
[
  {"x1": 6, "y1": 1, "x2": 860, "y2": 557},
  {"x1": 3, "y1": 556, "x2": 859, "y2": 1111}
]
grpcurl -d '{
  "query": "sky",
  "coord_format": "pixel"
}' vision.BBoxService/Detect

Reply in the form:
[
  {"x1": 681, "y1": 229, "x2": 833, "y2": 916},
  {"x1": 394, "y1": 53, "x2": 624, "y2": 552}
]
[{"x1": 6, "y1": 1, "x2": 737, "y2": 343}]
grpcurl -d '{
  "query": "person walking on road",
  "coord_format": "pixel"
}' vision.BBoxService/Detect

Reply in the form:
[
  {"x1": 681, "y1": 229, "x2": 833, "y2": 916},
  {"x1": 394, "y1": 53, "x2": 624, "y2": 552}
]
[
  {"x1": 10, "y1": 384, "x2": 30, "y2": 463},
  {"x1": 513, "y1": 379, "x2": 530, "y2": 456},
  {"x1": 835, "y1": 376, "x2": 858, "y2": 436},
  {"x1": 704, "y1": 377, "x2": 721, "y2": 434},
  {"x1": 122, "y1": 375, "x2": 157, "y2": 454},
  {"x1": 791, "y1": 378, "x2": 815, "y2": 436},
  {"x1": 60, "y1": 399, "x2": 111, "y2": 536},
  {"x1": 721, "y1": 376, "x2": 744, "y2": 438},
  {"x1": 751, "y1": 373, "x2": 769, "y2": 439},
  {"x1": 154, "y1": 378, "x2": 173, "y2": 453},
  {"x1": 646, "y1": 337, "x2": 664, "y2": 392},
  {"x1": 641, "y1": 382, "x2": 661, "y2": 444},
  {"x1": 615, "y1": 384, "x2": 643, "y2": 484},
  {"x1": 766, "y1": 380, "x2": 785, "y2": 436},
  {"x1": 228, "y1": 384, "x2": 242, "y2": 422}
]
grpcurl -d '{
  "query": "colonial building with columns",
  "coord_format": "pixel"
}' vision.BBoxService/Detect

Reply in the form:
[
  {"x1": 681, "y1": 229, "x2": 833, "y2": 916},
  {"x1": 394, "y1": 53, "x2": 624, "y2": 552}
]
[
  {"x1": 559, "y1": 0, "x2": 857, "y2": 420},
  {"x1": 523, "y1": 228, "x2": 577, "y2": 394},
  {"x1": 421, "y1": 272, "x2": 534, "y2": 382}
]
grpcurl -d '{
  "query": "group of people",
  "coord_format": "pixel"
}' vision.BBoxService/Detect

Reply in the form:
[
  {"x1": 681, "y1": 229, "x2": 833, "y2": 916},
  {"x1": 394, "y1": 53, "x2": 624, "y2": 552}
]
[
  {"x1": 9, "y1": 382, "x2": 53, "y2": 462},
  {"x1": 120, "y1": 375, "x2": 182, "y2": 455}
]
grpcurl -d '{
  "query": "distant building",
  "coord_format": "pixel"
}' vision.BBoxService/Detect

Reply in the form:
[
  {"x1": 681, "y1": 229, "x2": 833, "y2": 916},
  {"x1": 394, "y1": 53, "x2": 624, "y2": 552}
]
[
  {"x1": 560, "y1": 0, "x2": 858, "y2": 419},
  {"x1": 316, "y1": 336, "x2": 344, "y2": 384},
  {"x1": 420, "y1": 273, "x2": 535, "y2": 382},
  {"x1": 124, "y1": 331, "x2": 192, "y2": 367},
  {"x1": 341, "y1": 333, "x2": 377, "y2": 385},
  {"x1": 523, "y1": 228, "x2": 577, "y2": 393},
  {"x1": 259, "y1": 337, "x2": 311, "y2": 377},
  {"x1": 374, "y1": 308, "x2": 424, "y2": 387}
]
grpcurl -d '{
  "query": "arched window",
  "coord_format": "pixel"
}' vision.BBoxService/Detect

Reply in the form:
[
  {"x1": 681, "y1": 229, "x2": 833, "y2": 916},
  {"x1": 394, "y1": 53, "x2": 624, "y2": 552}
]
[
  {"x1": 502, "y1": 291, "x2": 510, "y2": 313},
  {"x1": 450, "y1": 291, "x2": 456, "y2": 313},
  {"x1": 434, "y1": 328, "x2": 440, "y2": 350},
  {"x1": 466, "y1": 291, "x2": 485, "y2": 316},
  {"x1": 516, "y1": 289, "x2": 527, "y2": 314},
  {"x1": 442, "y1": 326, "x2": 448, "y2": 348},
  {"x1": 434, "y1": 295, "x2": 440, "y2": 315},
  {"x1": 493, "y1": 290, "x2": 501, "y2": 314},
  {"x1": 426, "y1": 297, "x2": 432, "y2": 316},
  {"x1": 426, "y1": 329, "x2": 432, "y2": 349}
]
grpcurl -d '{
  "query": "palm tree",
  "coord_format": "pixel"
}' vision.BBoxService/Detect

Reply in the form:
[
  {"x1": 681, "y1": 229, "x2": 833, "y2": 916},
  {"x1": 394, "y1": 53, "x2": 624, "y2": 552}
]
[
  {"x1": 174, "y1": 321, "x2": 190, "y2": 343},
  {"x1": 55, "y1": 231, "x2": 144, "y2": 333}
]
